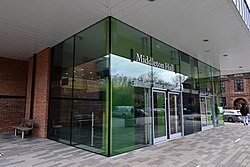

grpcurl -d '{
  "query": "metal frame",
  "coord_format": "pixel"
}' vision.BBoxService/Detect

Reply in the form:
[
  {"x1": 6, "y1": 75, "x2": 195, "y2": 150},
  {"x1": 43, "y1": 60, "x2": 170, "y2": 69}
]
[
  {"x1": 152, "y1": 89, "x2": 167, "y2": 144},
  {"x1": 168, "y1": 91, "x2": 183, "y2": 139},
  {"x1": 200, "y1": 94, "x2": 214, "y2": 131},
  {"x1": 152, "y1": 88, "x2": 184, "y2": 144}
]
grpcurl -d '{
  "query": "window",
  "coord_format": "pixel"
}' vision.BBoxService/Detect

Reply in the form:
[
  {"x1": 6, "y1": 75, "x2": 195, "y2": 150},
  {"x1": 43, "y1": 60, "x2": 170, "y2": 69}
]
[
  {"x1": 234, "y1": 80, "x2": 244, "y2": 91},
  {"x1": 220, "y1": 97, "x2": 226, "y2": 108},
  {"x1": 221, "y1": 81, "x2": 225, "y2": 93}
]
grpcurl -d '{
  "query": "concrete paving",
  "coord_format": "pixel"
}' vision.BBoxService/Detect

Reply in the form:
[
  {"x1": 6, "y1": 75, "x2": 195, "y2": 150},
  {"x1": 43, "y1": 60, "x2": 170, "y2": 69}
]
[{"x1": 1, "y1": 123, "x2": 250, "y2": 167}]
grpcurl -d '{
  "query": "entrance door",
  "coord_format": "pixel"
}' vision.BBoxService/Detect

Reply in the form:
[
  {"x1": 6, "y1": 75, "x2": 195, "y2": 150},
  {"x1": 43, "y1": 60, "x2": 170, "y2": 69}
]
[
  {"x1": 200, "y1": 96, "x2": 213, "y2": 130},
  {"x1": 168, "y1": 92, "x2": 182, "y2": 138},
  {"x1": 153, "y1": 90, "x2": 167, "y2": 143}
]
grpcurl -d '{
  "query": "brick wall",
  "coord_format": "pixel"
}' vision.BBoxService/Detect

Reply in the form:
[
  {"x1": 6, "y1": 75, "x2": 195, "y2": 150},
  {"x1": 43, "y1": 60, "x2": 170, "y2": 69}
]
[
  {"x1": 0, "y1": 57, "x2": 28, "y2": 132},
  {"x1": 25, "y1": 57, "x2": 33, "y2": 119},
  {"x1": 221, "y1": 73, "x2": 250, "y2": 108},
  {"x1": 0, "y1": 98, "x2": 25, "y2": 132},
  {"x1": 32, "y1": 48, "x2": 50, "y2": 138},
  {"x1": 0, "y1": 57, "x2": 27, "y2": 96}
]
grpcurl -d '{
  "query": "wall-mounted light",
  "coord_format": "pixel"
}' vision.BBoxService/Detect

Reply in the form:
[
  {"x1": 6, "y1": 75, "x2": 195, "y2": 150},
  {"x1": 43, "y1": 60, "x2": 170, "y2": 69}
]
[
  {"x1": 223, "y1": 54, "x2": 228, "y2": 57},
  {"x1": 203, "y1": 39, "x2": 209, "y2": 42}
]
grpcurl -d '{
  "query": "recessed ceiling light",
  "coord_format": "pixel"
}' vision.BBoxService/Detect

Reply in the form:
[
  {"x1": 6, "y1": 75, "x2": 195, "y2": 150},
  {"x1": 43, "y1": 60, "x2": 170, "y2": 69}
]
[
  {"x1": 223, "y1": 54, "x2": 228, "y2": 57},
  {"x1": 203, "y1": 39, "x2": 209, "y2": 42}
]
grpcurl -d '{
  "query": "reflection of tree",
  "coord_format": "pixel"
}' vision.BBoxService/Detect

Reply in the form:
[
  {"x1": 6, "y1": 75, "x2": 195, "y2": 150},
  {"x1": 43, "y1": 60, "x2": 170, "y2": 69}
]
[
  {"x1": 112, "y1": 74, "x2": 130, "y2": 88},
  {"x1": 171, "y1": 74, "x2": 185, "y2": 89},
  {"x1": 179, "y1": 75, "x2": 188, "y2": 83},
  {"x1": 112, "y1": 74, "x2": 133, "y2": 105}
]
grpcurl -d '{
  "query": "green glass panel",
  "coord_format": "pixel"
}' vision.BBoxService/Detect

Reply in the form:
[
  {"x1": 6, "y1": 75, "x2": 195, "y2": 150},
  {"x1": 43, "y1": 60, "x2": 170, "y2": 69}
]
[
  {"x1": 169, "y1": 93, "x2": 182, "y2": 134},
  {"x1": 153, "y1": 92, "x2": 166, "y2": 138},
  {"x1": 206, "y1": 97, "x2": 213, "y2": 126},
  {"x1": 49, "y1": 18, "x2": 109, "y2": 156},
  {"x1": 212, "y1": 67, "x2": 223, "y2": 125},
  {"x1": 151, "y1": 38, "x2": 181, "y2": 90},
  {"x1": 111, "y1": 18, "x2": 152, "y2": 156},
  {"x1": 48, "y1": 37, "x2": 74, "y2": 144},
  {"x1": 71, "y1": 18, "x2": 109, "y2": 155},
  {"x1": 180, "y1": 53, "x2": 201, "y2": 135},
  {"x1": 198, "y1": 61, "x2": 212, "y2": 94}
]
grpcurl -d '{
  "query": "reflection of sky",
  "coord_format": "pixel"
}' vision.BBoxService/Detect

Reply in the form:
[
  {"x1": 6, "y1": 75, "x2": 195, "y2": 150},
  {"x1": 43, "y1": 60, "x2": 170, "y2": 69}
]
[
  {"x1": 154, "y1": 68, "x2": 177, "y2": 82},
  {"x1": 110, "y1": 54, "x2": 186, "y2": 83},
  {"x1": 111, "y1": 54, "x2": 150, "y2": 78},
  {"x1": 247, "y1": 0, "x2": 250, "y2": 5}
]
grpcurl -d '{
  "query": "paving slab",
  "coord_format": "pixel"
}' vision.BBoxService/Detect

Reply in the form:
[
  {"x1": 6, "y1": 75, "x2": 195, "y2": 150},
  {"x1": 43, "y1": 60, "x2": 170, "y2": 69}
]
[{"x1": 1, "y1": 123, "x2": 250, "y2": 167}]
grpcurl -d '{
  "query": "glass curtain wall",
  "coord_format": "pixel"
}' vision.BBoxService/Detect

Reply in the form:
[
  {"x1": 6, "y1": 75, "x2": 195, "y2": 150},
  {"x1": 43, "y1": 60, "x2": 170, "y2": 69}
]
[
  {"x1": 151, "y1": 38, "x2": 181, "y2": 138},
  {"x1": 49, "y1": 16, "x2": 221, "y2": 156},
  {"x1": 48, "y1": 18, "x2": 109, "y2": 156},
  {"x1": 199, "y1": 61, "x2": 213, "y2": 127},
  {"x1": 151, "y1": 38, "x2": 180, "y2": 91},
  {"x1": 211, "y1": 67, "x2": 223, "y2": 125},
  {"x1": 49, "y1": 37, "x2": 74, "y2": 144},
  {"x1": 110, "y1": 18, "x2": 152, "y2": 156},
  {"x1": 180, "y1": 52, "x2": 201, "y2": 135}
]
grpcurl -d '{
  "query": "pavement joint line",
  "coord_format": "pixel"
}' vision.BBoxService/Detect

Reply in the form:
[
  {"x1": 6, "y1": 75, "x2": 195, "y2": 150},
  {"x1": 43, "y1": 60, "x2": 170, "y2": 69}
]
[{"x1": 235, "y1": 138, "x2": 241, "y2": 143}]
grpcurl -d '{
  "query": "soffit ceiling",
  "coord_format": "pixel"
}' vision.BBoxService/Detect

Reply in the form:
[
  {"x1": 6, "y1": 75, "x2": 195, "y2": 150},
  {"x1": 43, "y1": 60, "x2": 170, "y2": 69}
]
[{"x1": 0, "y1": 0, "x2": 250, "y2": 75}]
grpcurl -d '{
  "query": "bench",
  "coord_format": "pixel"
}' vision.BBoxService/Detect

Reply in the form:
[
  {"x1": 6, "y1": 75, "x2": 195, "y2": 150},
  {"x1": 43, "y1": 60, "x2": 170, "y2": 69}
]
[{"x1": 10, "y1": 118, "x2": 34, "y2": 139}]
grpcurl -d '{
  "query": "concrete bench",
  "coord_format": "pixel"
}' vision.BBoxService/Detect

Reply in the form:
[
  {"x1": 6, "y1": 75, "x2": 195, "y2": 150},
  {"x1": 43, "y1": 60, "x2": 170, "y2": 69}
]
[{"x1": 10, "y1": 119, "x2": 34, "y2": 139}]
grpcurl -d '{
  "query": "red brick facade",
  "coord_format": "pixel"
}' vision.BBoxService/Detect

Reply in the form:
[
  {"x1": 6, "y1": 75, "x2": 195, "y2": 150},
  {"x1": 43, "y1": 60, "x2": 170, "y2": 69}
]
[
  {"x1": 0, "y1": 57, "x2": 28, "y2": 132},
  {"x1": 25, "y1": 57, "x2": 34, "y2": 119},
  {"x1": 0, "y1": 48, "x2": 51, "y2": 138},
  {"x1": 0, "y1": 57, "x2": 28, "y2": 96},
  {"x1": 221, "y1": 73, "x2": 250, "y2": 109},
  {"x1": 32, "y1": 48, "x2": 51, "y2": 138}
]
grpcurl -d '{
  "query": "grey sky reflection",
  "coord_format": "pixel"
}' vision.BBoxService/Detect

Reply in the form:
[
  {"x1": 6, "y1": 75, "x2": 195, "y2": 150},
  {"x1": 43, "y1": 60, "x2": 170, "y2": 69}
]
[{"x1": 110, "y1": 54, "x2": 187, "y2": 83}]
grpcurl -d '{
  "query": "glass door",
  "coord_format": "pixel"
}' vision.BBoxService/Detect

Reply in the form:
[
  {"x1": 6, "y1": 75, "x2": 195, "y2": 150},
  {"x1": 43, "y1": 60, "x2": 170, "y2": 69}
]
[
  {"x1": 206, "y1": 97, "x2": 213, "y2": 126},
  {"x1": 153, "y1": 90, "x2": 167, "y2": 143},
  {"x1": 168, "y1": 92, "x2": 182, "y2": 138},
  {"x1": 200, "y1": 95, "x2": 213, "y2": 130},
  {"x1": 200, "y1": 97, "x2": 207, "y2": 127}
]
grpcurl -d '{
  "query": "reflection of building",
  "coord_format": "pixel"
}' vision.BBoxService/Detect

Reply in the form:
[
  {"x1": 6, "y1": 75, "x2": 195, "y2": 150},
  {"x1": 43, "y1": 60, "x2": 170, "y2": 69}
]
[
  {"x1": 1, "y1": 0, "x2": 250, "y2": 158},
  {"x1": 1, "y1": 17, "x2": 221, "y2": 157},
  {"x1": 221, "y1": 73, "x2": 250, "y2": 109}
]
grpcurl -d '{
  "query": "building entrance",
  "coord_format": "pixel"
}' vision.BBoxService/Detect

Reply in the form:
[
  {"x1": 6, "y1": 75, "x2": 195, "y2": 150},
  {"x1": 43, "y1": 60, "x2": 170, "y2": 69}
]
[
  {"x1": 200, "y1": 96, "x2": 213, "y2": 130},
  {"x1": 168, "y1": 91, "x2": 182, "y2": 138},
  {"x1": 153, "y1": 89, "x2": 183, "y2": 143},
  {"x1": 153, "y1": 90, "x2": 167, "y2": 143}
]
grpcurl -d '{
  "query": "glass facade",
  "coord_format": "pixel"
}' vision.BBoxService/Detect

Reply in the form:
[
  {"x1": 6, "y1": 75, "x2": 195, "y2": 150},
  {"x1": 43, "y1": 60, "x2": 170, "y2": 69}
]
[
  {"x1": 48, "y1": 18, "x2": 109, "y2": 156},
  {"x1": 212, "y1": 67, "x2": 223, "y2": 125},
  {"x1": 111, "y1": 19, "x2": 152, "y2": 155},
  {"x1": 180, "y1": 52, "x2": 201, "y2": 135},
  {"x1": 48, "y1": 17, "x2": 222, "y2": 156}
]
